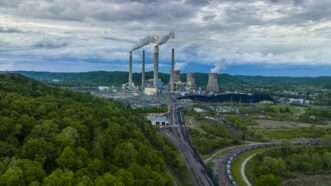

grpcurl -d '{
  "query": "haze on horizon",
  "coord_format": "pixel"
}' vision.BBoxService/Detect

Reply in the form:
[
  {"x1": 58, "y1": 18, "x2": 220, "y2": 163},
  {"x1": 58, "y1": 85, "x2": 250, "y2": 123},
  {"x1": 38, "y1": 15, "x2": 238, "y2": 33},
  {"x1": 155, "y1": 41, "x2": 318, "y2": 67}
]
[{"x1": 0, "y1": 0, "x2": 331, "y2": 76}]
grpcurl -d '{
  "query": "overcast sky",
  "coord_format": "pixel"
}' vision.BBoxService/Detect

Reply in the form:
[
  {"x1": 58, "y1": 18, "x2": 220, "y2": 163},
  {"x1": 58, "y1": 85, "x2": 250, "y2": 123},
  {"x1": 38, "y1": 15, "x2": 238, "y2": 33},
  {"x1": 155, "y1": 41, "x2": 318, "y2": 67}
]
[{"x1": 0, "y1": 0, "x2": 331, "y2": 75}]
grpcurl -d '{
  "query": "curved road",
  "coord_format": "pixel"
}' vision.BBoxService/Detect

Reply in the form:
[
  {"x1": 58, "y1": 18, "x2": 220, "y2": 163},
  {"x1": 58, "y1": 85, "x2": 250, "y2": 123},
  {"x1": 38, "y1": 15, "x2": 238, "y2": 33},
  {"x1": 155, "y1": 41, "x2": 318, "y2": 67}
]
[
  {"x1": 218, "y1": 139, "x2": 320, "y2": 186},
  {"x1": 241, "y1": 153, "x2": 256, "y2": 186}
]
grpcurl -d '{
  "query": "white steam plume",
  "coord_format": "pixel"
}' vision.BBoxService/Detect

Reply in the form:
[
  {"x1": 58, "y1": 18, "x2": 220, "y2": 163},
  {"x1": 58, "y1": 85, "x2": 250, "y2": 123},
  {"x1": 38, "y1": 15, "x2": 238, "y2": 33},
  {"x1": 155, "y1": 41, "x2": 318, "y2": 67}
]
[
  {"x1": 175, "y1": 62, "x2": 188, "y2": 71},
  {"x1": 131, "y1": 35, "x2": 158, "y2": 52},
  {"x1": 210, "y1": 60, "x2": 225, "y2": 73},
  {"x1": 157, "y1": 32, "x2": 175, "y2": 46}
]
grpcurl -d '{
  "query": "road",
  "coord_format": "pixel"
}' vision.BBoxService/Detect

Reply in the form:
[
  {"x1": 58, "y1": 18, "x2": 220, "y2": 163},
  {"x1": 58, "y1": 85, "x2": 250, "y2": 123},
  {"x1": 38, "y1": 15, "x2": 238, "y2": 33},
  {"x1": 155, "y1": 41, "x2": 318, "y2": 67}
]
[
  {"x1": 241, "y1": 153, "x2": 256, "y2": 186},
  {"x1": 217, "y1": 139, "x2": 320, "y2": 186}
]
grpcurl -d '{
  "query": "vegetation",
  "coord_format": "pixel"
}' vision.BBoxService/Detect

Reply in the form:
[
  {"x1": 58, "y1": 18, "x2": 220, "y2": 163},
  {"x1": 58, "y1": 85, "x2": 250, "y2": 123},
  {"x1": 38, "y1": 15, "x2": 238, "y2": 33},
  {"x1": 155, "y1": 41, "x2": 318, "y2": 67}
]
[
  {"x1": 0, "y1": 73, "x2": 191, "y2": 186},
  {"x1": 247, "y1": 145, "x2": 331, "y2": 186},
  {"x1": 231, "y1": 148, "x2": 271, "y2": 186},
  {"x1": 252, "y1": 127, "x2": 331, "y2": 140},
  {"x1": 189, "y1": 123, "x2": 239, "y2": 155},
  {"x1": 18, "y1": 71, "x2": 331, "y2": 92}
]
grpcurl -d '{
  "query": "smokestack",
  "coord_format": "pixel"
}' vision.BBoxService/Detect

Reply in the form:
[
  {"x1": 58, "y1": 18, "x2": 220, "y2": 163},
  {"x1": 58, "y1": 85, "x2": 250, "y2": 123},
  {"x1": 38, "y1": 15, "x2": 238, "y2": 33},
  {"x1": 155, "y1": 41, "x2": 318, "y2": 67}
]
[
  {"x1": 187, "y1": 73, "x2": 196, "y2": 90},
  {"x1": 141, "y1": 50, "x2": 145, "y2": 90},
  {"x1": 170, "y1": 48, "x2": 175, "y2": 92},
  {"x1": 128, "y1": 51, "x2": 133, "y2": 89},
  {"x1": 153, "y1": 45, "x2": 159, "y2": 88},
  {"x1": 207, "y1": 73, "x2": 219, "y2": 92}
]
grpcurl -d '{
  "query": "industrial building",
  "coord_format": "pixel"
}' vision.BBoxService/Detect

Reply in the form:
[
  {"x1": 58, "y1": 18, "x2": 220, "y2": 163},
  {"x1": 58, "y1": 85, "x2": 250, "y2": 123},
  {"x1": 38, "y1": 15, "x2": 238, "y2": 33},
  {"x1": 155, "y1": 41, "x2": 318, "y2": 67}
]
[{"x1": 147, "y1": 114, "x2": 169, "y2": 127}]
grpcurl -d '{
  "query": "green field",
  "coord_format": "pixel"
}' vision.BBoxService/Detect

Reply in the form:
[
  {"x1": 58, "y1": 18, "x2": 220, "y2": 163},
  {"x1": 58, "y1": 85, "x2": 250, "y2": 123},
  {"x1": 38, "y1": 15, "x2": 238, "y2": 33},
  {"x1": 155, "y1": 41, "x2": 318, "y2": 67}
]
[{"x1": 255, "y1": 127, "x2": 331, "y2": 140}]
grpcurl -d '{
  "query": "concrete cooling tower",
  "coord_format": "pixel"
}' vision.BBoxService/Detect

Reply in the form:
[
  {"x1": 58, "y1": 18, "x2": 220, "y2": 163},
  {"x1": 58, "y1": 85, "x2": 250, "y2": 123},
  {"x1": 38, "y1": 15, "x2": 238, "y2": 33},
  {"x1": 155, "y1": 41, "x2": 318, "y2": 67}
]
[
  {"x1": 187, "y1": 73, "x2": 196, "y2": 90},
  {"x1": 207, "y1": 73, "x2": 219, "y2": 92}
]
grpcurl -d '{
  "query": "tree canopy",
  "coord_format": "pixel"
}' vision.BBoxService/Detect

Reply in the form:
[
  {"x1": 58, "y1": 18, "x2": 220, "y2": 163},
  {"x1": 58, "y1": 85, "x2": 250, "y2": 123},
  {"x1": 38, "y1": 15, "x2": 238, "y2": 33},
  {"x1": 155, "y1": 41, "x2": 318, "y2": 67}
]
[{"x1": 0, "y1": 73, "x2": 190, "y2": 186}]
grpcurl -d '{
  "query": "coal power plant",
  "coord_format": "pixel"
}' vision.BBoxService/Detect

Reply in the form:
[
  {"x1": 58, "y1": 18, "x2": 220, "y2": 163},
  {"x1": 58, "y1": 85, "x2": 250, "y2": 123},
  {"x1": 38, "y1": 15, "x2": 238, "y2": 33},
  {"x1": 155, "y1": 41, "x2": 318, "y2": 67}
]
[
  {"x1": 125, "y1": 31, "x2": 223, "y2": 96},
  {"x1": 127, "y1": 32, "x2": 176, "y2": 95}
]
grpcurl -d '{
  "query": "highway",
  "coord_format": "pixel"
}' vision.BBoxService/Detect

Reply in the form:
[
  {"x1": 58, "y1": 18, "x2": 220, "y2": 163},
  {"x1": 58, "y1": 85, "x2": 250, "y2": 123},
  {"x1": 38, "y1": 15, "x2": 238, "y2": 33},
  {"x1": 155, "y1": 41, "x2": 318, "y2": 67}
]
[{"x1": 217, "y1": 139, "x2": 320, "y2": 186}]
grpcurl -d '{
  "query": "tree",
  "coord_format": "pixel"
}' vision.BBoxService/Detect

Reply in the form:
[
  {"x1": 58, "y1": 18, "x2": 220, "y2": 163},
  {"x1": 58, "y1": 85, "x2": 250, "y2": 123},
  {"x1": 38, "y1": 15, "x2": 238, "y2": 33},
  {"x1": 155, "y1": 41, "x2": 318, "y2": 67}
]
[
  {"x1": 323, "y1": 152, "x2": 331, "y2": 169},
  {"x1": 55, "y1": 127, "x2": 79, "y2": 147},
  {"x1": 256, "y1": 174, "x2": 282, "y2": 186},
  {"x1": 0, "y1": 166, "x2": 24, "y2": 186},
  {"x1": 95, "y1": 173, "x2": 124, "y2": 186},
  {"x1": 21, "y1": 138, "x2": 56, "y2": 165},
  {"x1": 311, "y1": 153, "x2": 323, "y2": 173},
  {"x1": 113, "y1": 142, "x2": 137, "y2": 168},
  {"x1": 11, "y1": 159, "x2": 46, "y2": 184},
  {"x1": 56, "y1": 147, "x2": 78, "y2": 170},
  {"x1": 115, "y1": 169, "x2": 134, "y2": 186},
  {"x1": 42, "y1": 169, "x2": 74, "y2": 186}
]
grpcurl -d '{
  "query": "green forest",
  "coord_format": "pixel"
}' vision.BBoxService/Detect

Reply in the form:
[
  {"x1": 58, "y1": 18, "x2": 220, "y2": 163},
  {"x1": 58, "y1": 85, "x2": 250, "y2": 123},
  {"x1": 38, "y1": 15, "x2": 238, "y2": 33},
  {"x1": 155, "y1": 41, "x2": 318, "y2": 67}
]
[
  {"x1": 17, "y1": 71, "x2": 331, "y2": 91},
  {"x1": 247, "y1": 145, "x2": 331, "y2": 186},
  {"x1": 0, "y1": 73, "x2": 191, "y2": 186}
]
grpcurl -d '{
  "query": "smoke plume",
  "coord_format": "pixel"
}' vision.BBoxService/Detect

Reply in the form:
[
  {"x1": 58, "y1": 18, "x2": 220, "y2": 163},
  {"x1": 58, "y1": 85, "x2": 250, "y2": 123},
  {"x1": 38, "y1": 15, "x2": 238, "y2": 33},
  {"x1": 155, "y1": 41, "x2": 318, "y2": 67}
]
[
  {"x1": 210, "y1": 60, "x2": 225, "y2": 73},
  {"x1": 157, "y1": 32, "x2": 175, "y2": 46},
  {"x1": 131, "y1": 35, "x2": 158, "y2": 52},
  {"x1": 175, "y1": 62, "x2": 188, "y2": 71}
]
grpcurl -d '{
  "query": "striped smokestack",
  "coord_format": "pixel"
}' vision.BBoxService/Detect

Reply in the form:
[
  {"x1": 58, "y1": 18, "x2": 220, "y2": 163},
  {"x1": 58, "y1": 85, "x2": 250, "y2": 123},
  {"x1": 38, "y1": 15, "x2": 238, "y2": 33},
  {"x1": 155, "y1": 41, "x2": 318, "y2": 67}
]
[
  {"x1": 170, "y1": 48, "x2": 175, "y2": 92},
  {"x1": 207, "y1": 73, "x2": 219, "y2": 92},
  {"x1": 141, "y1": 50, "x2": 145, "y2": 90},
  {"x1": 128, "y1": 51, "x2": 133, "y2": 89},
  {"x1": 153, "y1": 45, "x2": 159, "y2": 88}
]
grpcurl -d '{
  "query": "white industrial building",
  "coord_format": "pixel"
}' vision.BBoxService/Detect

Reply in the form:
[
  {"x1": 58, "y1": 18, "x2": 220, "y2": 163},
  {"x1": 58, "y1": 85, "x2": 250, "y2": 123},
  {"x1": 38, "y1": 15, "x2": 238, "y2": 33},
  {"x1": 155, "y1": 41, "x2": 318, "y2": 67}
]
[{"x1": 147, "y1": 114, "x2": 169, "y2": 127}]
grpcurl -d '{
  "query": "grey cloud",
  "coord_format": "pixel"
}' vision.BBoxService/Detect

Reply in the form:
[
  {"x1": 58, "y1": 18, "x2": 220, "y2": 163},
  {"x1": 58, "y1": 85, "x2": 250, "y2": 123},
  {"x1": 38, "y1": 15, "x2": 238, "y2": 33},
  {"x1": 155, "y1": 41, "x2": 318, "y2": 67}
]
[
  {"x1": 0, "y1": 26, "x2": 23, "y2": 33},
  {"x1": 33, "y1": 38, "x2": 69, "y2": 49},
  {"x1": 0, "y1": 0, "x2": 331, "y2": 67}
]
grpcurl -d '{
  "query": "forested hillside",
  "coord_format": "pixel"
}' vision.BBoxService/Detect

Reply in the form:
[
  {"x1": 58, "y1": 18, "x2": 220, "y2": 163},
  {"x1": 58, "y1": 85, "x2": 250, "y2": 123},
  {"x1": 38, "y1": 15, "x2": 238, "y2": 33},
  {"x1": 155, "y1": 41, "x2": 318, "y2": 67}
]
[
  {"x1": 18, "y1": 71, "x2": 331, "y2": 90},
  {"x1": 0, "y1": 73, "x2": 191, "y2": 186}
]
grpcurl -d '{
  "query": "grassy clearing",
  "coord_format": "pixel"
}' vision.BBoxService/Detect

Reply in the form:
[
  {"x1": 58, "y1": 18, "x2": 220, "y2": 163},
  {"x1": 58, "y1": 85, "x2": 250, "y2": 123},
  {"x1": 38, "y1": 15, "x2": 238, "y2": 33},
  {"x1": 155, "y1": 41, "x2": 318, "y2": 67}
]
[
  {"x1": 284, "y1": 174, "x2": 331, "y2": 186},
  {"x1": 255, "y1": 127, "x2": 331, "y2": 140}
]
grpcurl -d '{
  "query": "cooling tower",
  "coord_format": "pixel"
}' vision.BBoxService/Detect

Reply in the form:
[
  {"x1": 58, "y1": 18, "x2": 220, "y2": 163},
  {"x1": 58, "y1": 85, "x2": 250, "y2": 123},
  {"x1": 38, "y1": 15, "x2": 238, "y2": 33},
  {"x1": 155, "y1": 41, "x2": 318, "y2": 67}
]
[
  {"x1": 207, "y1": 73, "x2": 219, "y2": 92},
  {"x1": 174, "y1": 70, "x2": 181, "y2": 83},
  {"x1": 141, "y1": 50, "x2": 145, "y2": 90},
  {"x1": 128, "y1": 51, "x2": 133, "y2": 89},
  {"x1": 170, "y1": 48, "x2": 175, "y2": 92},
  {"x1": 187, "y1": 73, "x2": 196, "y2": 90},
  {"x1": 153, "y1": 46, "x2": 159, "y2": 88}
]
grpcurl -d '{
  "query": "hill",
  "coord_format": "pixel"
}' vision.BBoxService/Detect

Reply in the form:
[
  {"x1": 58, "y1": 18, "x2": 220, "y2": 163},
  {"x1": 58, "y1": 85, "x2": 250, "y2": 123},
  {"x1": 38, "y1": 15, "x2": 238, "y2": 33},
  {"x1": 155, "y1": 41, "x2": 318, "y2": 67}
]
[
  {"x1": 0, "y1": 73, "x2": 191, "y2": 186},
  {"x1": 17, "y1": 71, "x2": 331, "y2": 91}
]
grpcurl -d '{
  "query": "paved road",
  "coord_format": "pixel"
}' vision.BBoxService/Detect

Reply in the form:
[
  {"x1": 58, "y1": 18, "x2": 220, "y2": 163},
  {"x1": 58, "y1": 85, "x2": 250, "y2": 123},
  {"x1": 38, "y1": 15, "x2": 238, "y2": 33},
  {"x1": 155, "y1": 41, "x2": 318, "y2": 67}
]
[
  {"x1": 217, "y1": 139, "x2": 320, "y2": 186},
  {"x1": 241, "y1": 153, "x2": 256, "y2": 186}
]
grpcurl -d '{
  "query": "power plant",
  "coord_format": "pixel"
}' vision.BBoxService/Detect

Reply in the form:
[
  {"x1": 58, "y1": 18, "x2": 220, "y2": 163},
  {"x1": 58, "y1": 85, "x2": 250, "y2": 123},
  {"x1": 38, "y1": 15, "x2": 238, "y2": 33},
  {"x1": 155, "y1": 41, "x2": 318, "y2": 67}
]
[
  {"x1": 126, "y1": 31, "x2": 221, "y2": 96},
  {"x1": 207, "y1": 73, "x2": 219, "y2": 93}
]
